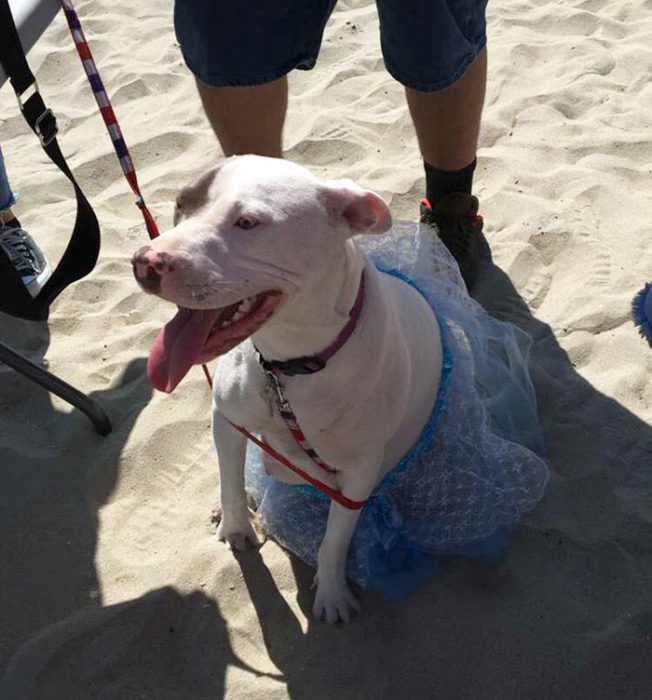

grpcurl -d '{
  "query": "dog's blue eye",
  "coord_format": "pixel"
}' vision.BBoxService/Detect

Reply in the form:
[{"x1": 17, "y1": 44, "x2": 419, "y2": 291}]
[{"x1": 236, "y1": 216, "x2": 257, "y2": 230}]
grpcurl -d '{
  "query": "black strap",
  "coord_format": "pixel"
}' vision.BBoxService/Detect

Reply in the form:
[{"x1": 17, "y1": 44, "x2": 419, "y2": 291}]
[
  {"x1": 257, "y1": 351, "x2": 327, "y2": 376},
  {"x1": 0, "y1": 0, "x2": 100, "y2": 321}
]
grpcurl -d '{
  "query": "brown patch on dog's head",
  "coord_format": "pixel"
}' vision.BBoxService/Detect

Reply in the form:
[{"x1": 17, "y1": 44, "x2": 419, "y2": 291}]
[{"x1": 173, "y1": 165, "x2": 221, "y2": 225}]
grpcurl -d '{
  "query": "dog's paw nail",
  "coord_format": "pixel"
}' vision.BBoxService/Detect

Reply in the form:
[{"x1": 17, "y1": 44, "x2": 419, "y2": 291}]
[
  {"x1": 216, "y1": 520, "x2": 259, "y2": 552},
  {"x1": 327, "y1": 608, "x2": 342, "y2": 625},
  {"x1": 312, "y1": 585, "x2": 360, "y2": 624}
]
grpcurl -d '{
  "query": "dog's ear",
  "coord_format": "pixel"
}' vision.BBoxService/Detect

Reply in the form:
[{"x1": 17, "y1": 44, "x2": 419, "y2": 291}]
[
  {"x1": 174, "y1": 166, "x2": 221, "y2": 225},
  {"x1": 322, "y1": 179, "x2": 392, "y2": 235}
]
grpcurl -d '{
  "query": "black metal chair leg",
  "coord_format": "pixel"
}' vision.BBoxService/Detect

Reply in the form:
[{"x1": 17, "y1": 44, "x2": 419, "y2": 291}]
[{"x1": 0, "y1": 340, "x2": 112, "y2": 435}]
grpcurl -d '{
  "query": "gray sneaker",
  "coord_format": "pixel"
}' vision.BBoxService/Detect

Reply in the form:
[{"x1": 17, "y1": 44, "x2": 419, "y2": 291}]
[{"x1": 0, "y1": 224, "x2": 52, "y2": 298}]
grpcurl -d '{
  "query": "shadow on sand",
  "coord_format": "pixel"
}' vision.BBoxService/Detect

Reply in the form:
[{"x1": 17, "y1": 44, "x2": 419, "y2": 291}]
[
  {"x1": 0, "y1": 316, "x2": 154, "y2": 672},
  {"x1": 0, "y1": 317, "x2": 280, "y2": 699}
]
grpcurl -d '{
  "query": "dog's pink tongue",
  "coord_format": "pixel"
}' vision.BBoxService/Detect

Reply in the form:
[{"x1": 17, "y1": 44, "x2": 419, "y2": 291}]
[{"x1": 148, "y1": 307, "x2": 221, "y2": 393}]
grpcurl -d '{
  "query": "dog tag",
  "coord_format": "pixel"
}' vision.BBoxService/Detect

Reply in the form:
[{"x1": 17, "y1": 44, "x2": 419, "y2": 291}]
[
  {"x1": 264, "y1": 370, "x2": 290, "y2": 413},
  {"x1": 263, "y1": 377, "x2": 276, "y2": 417}
]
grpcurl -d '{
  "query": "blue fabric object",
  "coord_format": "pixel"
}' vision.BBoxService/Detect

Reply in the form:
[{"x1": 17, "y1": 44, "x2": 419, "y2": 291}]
[
  {"x1": 244, "y1": 222, "x2": 549, "y2": 599},
  {"x1": 632, "y1": 282, "x2": 652, "y2": 347}
]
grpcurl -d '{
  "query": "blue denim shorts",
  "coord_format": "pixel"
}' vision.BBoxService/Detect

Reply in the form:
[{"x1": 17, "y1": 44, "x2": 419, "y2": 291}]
[
  {"x1": 174, "y1": 0, "x2": 488, "y2": 92},
  {"x1": 0, "y1": 146, "x2": 18, "y2": 213}
]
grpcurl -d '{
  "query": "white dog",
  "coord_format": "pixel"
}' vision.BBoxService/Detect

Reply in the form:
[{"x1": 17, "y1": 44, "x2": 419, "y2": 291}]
[{"x1": 132, "y1": 155, "x2": 443, "y2": 623}]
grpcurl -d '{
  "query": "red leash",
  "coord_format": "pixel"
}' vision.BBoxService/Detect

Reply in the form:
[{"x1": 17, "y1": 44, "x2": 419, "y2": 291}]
[
  {"x1": 62, "y1": 0, "x2": 363, "y2": 509},
  {"x1": 228, "y1": 422, "x2": 365, "y2": 510}
]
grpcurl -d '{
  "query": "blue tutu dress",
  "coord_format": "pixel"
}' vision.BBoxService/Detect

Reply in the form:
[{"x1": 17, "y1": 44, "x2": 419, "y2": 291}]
[{"x1": 244, "y1": 222, "x2": 549, "y2": 599}]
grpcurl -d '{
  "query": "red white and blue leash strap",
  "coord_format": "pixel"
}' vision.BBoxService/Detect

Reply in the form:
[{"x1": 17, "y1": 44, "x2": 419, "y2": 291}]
[
  {"x1": 226, "y1": 358, "x2": 367, "y2": 511},
  {"x1": 264, "y1": 369, "x2": 337, "y2": 474},
  {"x1": 260, "y1": 270, "x2": 365, "y2": 464},
  {"x1": 227, "y1": 366, "x2": 367, "y2": 510},
  {"x1": 58, "y1": 0, "x2": 159, "y2": 241},
  {"x1": 60, "y1": 0, "x2": 214, "y2": 384}
]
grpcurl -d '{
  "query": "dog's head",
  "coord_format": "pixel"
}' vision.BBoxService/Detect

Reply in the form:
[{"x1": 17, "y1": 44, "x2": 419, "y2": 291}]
[{"x1": 132, "y1": 155, "x2": 391, "y2": 392}]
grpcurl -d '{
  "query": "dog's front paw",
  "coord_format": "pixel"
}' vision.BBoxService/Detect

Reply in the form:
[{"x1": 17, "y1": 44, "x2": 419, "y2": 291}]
[
  {"x1": 216, "y1": 512, "x2": 260, "y2": 552},
  {"x1": 312, "y1": 578, "x2": 361, "y2": 624}
]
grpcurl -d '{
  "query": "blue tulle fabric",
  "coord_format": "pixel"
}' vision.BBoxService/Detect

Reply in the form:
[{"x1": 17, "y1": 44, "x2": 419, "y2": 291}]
[{"x1": 244, "y1": 222, "x2": 549, "y2": 599}]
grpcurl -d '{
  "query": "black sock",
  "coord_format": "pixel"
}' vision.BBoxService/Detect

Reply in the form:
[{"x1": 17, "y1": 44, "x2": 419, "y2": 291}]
[{"x1": 424, "y1": 159, "x2": 476, "y2": 205}]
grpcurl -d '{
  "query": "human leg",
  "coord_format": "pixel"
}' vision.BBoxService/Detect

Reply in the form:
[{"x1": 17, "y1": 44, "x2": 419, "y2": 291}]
[
  {"x1": 410, "y1": 50, "x2": 487, "y2": 290},
  {"x1": 195, "y1": 77, "x2": 287, "y2": 158},
  {"x1": 405, "y1": 48, "x2": 487, "y2": 174},
  {"x1": 174, "y1": 0, "x2": 336, "y2": 156},
  {"x1": 377, "y1": 0, "x2": 489, "y2": 289}
]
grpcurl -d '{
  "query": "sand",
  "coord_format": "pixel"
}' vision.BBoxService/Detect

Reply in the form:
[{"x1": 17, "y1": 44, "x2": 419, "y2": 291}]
[{"x1": 1, "y1": 0, "x2": 651, "y2": 698}]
